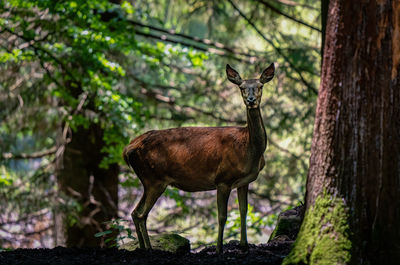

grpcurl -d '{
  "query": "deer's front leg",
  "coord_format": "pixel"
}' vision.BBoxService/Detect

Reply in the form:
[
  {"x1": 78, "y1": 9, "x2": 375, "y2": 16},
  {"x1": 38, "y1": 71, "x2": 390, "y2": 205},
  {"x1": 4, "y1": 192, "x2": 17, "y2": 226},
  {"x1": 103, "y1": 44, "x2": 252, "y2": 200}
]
[
  {"x1": 216, "y1": 184, "x2": 231, "y2": 254},
  {"x1": 237, "y1": 184, "x2": 249, "y2": 250}
]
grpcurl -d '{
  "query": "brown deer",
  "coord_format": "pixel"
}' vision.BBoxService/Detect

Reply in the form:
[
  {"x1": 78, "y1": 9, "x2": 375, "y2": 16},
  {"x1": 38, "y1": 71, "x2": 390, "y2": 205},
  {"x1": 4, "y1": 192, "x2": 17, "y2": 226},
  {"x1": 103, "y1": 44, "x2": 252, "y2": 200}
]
[{"x1": 123, "y1": 63, "x2": 275, "y2": 253}]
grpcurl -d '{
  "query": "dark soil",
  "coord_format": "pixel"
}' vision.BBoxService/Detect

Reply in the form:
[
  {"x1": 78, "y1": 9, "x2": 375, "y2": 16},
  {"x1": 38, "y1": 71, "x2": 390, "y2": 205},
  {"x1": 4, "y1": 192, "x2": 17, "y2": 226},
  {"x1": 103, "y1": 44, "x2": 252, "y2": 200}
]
[{"x1": 0, "y1": 240, "x2": 293, "y2": 265}]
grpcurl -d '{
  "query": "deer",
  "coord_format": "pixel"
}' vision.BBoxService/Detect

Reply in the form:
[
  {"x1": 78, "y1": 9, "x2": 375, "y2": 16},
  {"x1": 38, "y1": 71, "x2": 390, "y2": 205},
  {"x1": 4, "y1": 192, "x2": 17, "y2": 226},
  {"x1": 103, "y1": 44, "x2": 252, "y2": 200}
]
[{"x1": 123, "y1": 63, "x2": 275, "y2": 253}]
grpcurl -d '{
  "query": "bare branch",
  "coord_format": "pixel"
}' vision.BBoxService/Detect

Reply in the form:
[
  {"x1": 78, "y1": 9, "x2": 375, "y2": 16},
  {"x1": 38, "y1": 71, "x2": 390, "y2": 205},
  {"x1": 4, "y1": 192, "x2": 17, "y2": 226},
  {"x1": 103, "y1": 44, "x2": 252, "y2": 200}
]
[
  {"x1": 2, "y1": 146, "x2": 57, "y2": 160},
  {"x1": 272, "y1": 0, "x2": 319, "y2": 10},
  {"x1": 268, "y1": 138, "x2": 308, "y2": 159},
  {"x1": 226, "y1": 0, "x2": 318, "y2": 95},
  {"x1": 134, "y1": 29, "x2": 250, "y2": 63},
  {"x1": 135, "y1": 78, "x2": 246, "y2": 124},
  {"x1": 129, "y1": 20, "x2": 260, "y2": 59},
  {"x1": 3, "y1": 26, "x2": 79, "y2": 85},
  {"x1": 254, "y1": 0, "x2": 321, "y2": 32}
]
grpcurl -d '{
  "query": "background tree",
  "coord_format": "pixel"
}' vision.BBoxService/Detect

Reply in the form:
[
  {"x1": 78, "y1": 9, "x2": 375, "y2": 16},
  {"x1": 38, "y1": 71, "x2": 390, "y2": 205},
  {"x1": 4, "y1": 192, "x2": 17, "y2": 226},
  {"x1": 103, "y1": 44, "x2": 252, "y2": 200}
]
[
  {"x1": 1, "y1": 0, "x2": 148, "y2": 247},
  {"x1": 284, "y1": 0, "x2": 400, "y2": 264}
]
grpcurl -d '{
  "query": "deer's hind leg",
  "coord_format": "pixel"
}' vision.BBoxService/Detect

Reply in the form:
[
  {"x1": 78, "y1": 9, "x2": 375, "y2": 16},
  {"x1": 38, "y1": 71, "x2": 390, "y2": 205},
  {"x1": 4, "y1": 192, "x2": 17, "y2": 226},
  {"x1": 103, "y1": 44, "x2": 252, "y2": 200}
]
[{"x1": 131, "y1": 180, "x2": 166, "y2": 249}]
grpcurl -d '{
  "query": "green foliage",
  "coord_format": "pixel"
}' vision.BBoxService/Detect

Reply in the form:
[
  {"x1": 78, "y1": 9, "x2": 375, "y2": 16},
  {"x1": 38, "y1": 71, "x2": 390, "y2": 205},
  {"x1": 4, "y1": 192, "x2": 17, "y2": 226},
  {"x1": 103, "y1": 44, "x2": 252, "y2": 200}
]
[
  {"x1": 226, "y1": 201, "x2": 270, "y2": 237},
  {"x1": 164, "y1": 188, "x2": 189, "y2": 213},
  {"x1": 283, "y1": 192, "x2": 352, "y2": 265},
  {"x1": 0, "y1": 166, "x2": 14, "y2": 187},
  {"x1": 2, "y1": 0, "x2": 140, "y2": 159},
  {"x1": 94, "y1": 219, "x2": 135, "y2": 247}
]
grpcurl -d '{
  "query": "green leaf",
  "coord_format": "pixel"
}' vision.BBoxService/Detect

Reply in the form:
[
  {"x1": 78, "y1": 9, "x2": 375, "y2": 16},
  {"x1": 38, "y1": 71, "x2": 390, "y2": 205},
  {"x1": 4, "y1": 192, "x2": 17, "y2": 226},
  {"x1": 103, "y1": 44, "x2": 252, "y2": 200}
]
[{"x1": 94, "y1": 230, "x2": 112, "y2": 237}]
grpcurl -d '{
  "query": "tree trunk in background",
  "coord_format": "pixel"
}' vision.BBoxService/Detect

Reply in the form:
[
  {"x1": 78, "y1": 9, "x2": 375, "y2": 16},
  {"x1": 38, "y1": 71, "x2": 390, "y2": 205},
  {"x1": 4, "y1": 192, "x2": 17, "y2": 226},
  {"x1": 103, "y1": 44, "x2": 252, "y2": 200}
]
[
  {"x1": 56, "y1": 123, "x2": 119, "y2": 247},
  {"x1": 284, "y1": 0, "x2": 400, "y2": 264}
]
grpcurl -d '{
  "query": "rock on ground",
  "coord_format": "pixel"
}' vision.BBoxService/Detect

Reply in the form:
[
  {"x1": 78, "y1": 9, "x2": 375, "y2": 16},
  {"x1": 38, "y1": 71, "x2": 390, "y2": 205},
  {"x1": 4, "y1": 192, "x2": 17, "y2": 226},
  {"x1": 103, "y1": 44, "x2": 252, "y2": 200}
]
[
  {"x1": 119, "y1": 234, "x2": 190, "y2": 254},
  {"x1": 269, "y1": 205, "x2": 305, "y2": 242}
]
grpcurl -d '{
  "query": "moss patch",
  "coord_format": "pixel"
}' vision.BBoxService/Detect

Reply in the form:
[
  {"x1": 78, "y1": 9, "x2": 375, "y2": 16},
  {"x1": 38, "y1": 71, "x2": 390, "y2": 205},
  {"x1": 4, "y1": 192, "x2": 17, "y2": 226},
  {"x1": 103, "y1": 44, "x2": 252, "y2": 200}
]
[{"x1": 283, "y1": 192, "x2": 351, "y2": 265}]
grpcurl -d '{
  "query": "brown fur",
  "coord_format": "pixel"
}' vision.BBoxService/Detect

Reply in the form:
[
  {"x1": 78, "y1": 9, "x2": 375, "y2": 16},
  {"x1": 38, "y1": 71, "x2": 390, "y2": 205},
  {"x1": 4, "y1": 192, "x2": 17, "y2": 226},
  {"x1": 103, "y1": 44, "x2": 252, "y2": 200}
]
[{"x1": 123, "y1": 126, "x2": 261, "y2": 192}]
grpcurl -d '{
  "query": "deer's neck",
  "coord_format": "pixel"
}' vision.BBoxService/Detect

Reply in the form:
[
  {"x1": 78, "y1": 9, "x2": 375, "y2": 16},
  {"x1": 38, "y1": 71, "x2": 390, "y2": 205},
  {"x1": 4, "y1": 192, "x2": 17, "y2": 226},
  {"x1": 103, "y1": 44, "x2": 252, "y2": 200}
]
[{"x1": 246, "y1": 107, "x2": 267, "y2": 158}]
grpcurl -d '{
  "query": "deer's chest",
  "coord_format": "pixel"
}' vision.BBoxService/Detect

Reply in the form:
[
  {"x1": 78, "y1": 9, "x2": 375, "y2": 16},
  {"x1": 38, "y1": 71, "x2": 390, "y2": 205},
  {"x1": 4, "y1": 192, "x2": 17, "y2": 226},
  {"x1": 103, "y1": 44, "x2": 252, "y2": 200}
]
[{"x1": 231, "y1": 155, "x2": 265, "y2": 188}]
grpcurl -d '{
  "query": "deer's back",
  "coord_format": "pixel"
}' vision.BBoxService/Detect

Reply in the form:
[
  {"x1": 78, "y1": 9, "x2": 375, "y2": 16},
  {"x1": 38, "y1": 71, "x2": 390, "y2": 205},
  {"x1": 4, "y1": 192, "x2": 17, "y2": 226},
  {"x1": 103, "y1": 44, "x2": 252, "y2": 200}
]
[{"x1": 124, "y1": 127, "x2": 254, "y2": 191}]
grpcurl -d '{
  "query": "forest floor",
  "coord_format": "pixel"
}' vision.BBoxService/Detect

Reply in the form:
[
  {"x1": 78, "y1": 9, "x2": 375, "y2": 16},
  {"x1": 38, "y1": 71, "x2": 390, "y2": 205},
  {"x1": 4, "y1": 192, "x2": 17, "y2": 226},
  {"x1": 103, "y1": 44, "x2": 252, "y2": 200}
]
[{"x1": 0, "y1": 240, "x2": 293, "y2": 265}]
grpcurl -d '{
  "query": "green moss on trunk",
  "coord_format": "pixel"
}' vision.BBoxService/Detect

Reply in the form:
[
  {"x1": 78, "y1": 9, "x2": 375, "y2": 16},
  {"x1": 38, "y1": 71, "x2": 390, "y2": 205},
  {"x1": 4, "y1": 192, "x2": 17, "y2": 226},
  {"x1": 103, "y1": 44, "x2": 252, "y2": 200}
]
[{"x1": 283, "y1": 192, "x2": 351, "y2": 264}]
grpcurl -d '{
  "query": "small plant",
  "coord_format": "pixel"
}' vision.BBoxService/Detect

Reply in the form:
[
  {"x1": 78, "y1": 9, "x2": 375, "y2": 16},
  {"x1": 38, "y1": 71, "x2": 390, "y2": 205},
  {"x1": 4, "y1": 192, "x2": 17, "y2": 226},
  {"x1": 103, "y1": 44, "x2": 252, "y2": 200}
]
[
  {"x1": 226, "y1": 201, "x2": 271, "y2": 236},
  {"x1": 0, "y1": 247, "x2": 13, "y2": 252},
  {"x1": 94, "y1": 219, "x2": 135, "y2": 247}
]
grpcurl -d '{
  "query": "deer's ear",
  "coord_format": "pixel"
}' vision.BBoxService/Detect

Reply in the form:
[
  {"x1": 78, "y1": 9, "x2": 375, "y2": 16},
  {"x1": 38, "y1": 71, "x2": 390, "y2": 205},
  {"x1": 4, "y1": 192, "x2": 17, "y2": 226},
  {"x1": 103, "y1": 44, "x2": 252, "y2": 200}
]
[
  {"x1": 226, "y1": 64, "x2": 243, "y2": 85},
  {"x1": 260, "y1": 63, "x2": 275, "y2": 84}
]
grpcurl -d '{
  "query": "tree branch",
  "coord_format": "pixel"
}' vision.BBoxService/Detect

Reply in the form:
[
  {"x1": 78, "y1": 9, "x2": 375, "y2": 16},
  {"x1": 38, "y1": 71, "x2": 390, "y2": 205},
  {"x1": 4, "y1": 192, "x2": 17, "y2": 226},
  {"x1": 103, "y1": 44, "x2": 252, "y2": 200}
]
[
  {"x1": 129, "y1": 20, "x2": 260, "y2": 59},
  {"x1": 268, "y1": 138, "x2": 308, "y2": 159},
  {"x1": 3, "y1": 26, "x2": 79, "y2": 85},
  {"x1": 2, "y1": 146, "x2": 57, "y2": 160},
  {"x1": 131, "y1": 75, "x2": 247, "y2": 124},
  {"x1": 133, "y1": 29, "x2": 250, "y2": 63},
  {"x1": 272, "y1": 0, "x2": 318, "y2": 10},
  {"x1": 226, "y1": 0, "x2": 318, "y2": 95},
  {"x1": 253, "y1": 0, "x2": 321, "y2": 32}
]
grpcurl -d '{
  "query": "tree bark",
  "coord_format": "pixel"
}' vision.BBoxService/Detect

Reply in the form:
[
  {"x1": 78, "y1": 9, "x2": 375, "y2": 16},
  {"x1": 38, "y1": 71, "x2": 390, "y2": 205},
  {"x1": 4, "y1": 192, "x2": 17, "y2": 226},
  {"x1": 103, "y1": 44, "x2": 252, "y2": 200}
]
[
  {"x1": 284, "y1": 0, "x2": 400, "y2": 264},
  {"x1": 56, "y1": 123, "x2": 119, "y2": 247},
  {"x1": 320, "y1": 0, "x2": 329, "y2": 60}
]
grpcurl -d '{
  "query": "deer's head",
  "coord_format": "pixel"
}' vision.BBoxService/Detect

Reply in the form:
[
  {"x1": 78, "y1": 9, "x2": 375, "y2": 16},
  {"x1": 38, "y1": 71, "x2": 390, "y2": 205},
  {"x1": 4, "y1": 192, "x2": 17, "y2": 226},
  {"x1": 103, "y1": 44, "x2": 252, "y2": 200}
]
[{"x1": 226, "y1": 63, "x2": 275, "y2": 109}]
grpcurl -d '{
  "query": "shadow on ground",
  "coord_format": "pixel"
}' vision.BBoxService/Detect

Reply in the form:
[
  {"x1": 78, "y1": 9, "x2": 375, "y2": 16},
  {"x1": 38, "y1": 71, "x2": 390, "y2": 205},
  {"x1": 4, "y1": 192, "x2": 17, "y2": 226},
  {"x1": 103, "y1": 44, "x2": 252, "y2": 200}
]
[
  {"x1": 1, "y1": 206, "x2": 305, "y2": 264},
  {"x1": 0, "y1": 240, "x2": 293, "y2": 265}
]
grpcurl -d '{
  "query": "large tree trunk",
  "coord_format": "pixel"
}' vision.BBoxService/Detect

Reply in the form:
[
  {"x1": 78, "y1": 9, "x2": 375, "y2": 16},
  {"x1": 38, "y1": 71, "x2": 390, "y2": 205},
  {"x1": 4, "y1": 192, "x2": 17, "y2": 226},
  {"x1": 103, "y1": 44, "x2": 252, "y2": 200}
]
[
  {"x1": 284, "y1": 0, "x2": 400, "y2": 264},
  {"x1": 56, "y1": 123, "x2": 119, "y2": 247}
]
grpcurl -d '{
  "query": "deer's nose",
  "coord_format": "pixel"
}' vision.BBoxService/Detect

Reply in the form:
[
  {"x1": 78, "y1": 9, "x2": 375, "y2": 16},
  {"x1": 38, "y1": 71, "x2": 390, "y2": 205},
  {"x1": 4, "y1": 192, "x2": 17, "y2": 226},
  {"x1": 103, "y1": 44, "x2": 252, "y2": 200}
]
[{"x1": 247, "y1": 96, "x2": 256, "y2": 104}]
